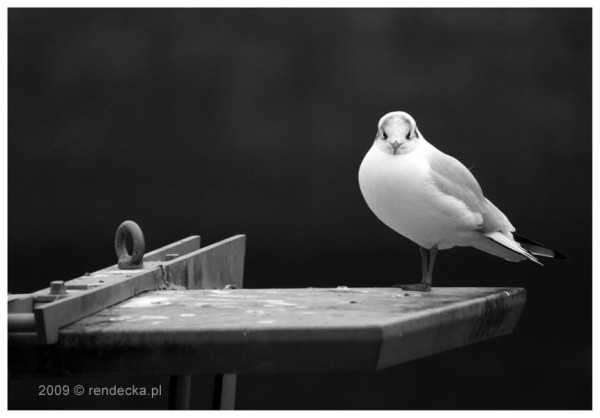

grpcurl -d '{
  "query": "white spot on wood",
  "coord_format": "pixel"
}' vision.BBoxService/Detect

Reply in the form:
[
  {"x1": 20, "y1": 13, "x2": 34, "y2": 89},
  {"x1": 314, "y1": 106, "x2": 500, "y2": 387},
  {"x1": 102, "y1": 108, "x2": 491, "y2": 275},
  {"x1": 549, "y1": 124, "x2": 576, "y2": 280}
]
[
  {"x1": 262, "y1": 300, "x2": 296, "y2": 306},
  {"x1": 257, "y1": 320, "x2": 275, "y2": 324},
  {"x1": 121, "y1": 297, "x2": 172, "y2": 308},
  {"x1": 140, "y1": 315, "x2": 169, "y2": 320},
  {"x1": 245, "y1": 310, "x2": 266, "y2": 316},
  {"x1": 109, "y1": 316, "x2": 132, "y2": 322},
  {"x1": 180, "y1": 313, "x2": 195, "y2": 317},
  {"x1": 208, "y1": 290, "x2": 238, "y2": 297},
  {"x1": 331, "y1": 286, "x2": 369, "y2": 293}
]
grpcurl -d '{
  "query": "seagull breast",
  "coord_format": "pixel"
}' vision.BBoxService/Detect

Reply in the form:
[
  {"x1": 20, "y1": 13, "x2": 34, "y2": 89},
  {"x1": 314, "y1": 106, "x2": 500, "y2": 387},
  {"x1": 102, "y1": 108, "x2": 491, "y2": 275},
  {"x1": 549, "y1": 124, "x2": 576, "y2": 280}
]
[{"x1": 358, "y1": 140, "x2": 481, "y2": 250}]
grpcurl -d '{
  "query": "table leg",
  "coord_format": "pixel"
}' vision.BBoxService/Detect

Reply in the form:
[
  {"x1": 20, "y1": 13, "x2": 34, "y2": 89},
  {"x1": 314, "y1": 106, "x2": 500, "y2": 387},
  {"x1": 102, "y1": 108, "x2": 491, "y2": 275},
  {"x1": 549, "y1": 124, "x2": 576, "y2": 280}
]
[
  {"x1": 212, "y1": 374, "x2": 237, "y2": 410},
  {"x1": 168, "y1": 374, "x2": 192, "y2": 409}
]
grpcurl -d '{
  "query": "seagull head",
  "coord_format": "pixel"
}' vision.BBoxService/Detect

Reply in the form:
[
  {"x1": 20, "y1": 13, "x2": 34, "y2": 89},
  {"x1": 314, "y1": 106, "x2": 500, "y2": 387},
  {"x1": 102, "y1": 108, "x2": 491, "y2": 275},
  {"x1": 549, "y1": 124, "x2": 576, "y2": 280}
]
[{"x1": 374, "y1": 111, "x2": 421, "y2": 155}]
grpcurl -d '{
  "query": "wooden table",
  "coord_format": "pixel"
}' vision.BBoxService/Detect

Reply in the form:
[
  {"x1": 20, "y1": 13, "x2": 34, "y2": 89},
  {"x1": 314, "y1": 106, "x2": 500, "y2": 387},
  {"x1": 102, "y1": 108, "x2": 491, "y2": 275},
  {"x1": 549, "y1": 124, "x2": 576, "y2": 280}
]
[
  {"x1": 9, "y1": 286, "x2": 526, "y2": 407},
  {"x1": 7, "y1": 227, "x2": 528, "y2": 409}
]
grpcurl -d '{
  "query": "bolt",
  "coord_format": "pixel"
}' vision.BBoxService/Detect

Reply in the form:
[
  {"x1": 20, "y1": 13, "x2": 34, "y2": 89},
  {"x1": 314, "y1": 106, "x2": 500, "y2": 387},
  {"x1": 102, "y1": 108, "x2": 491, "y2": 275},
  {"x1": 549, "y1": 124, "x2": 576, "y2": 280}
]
[{"x1": 50, "y1": 281, "x2": 67, "y2": 295}]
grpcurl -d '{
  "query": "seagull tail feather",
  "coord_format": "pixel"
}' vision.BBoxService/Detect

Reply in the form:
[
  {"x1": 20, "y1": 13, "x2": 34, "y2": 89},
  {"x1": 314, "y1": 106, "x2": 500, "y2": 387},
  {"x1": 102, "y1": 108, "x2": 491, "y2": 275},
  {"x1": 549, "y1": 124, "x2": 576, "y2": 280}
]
[
  {"x1": 513, "y1": 233, "x2": 568, "y2": 260},
  {"x1": 483, "y1": 231, "x2": 543, "y2": 266}
]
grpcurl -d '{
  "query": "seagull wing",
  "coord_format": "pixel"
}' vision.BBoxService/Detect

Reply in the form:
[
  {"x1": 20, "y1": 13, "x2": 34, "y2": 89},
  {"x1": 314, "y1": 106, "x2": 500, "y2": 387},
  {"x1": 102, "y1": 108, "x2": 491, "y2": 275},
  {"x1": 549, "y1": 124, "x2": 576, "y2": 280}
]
[
  {"x1": 427, "y1": 149, "x2": 514, "y2": 234},
  {"x1": 427, "y1": 148, "x2": 541, "y2": 264}
]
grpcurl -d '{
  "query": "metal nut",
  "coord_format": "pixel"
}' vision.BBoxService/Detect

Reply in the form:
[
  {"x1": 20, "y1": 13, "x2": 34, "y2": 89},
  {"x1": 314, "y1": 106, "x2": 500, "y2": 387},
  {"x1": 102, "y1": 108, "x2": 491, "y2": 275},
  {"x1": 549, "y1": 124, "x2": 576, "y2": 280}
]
[{"x1": 49, "y1": 281, "x2": 67, "y2": 295}]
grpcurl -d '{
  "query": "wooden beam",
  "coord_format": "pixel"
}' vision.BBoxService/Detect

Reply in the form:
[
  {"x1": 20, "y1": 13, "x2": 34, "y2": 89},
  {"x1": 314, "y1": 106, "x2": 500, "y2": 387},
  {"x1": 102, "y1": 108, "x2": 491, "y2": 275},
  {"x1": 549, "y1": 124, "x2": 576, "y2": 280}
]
[
  {"x1": 143, "y1": 236, "x2": 201, "y2": 262},
  {"x1": 162, "y1": 235, "x2": 245, "y2": 289},
  {"x1": 30, "y1": 235, "x2": 245, "y2": 344},
  {"x1": 8, "y1": 294, "x2": 33, "y2": 313}
]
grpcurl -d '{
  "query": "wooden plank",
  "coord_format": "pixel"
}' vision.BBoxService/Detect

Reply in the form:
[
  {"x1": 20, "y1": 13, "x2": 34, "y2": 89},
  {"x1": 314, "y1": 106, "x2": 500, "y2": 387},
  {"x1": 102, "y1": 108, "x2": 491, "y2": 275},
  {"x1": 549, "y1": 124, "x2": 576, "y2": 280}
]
[
  {"x1": 8, "y1": 294, "x2": 30, "y2": 303},
  {"x1": 30, "y1": 235, "x2": 244, "y2": 344},
  {"x1": 143, "y1": 236, "x2": 201, "y2": 262},
  {"x1": 162, "y1": 235, "x2": 245, "y2": 289},
  {"x1": 8, "y1": 287, "x2": 525, "y2": 376}
]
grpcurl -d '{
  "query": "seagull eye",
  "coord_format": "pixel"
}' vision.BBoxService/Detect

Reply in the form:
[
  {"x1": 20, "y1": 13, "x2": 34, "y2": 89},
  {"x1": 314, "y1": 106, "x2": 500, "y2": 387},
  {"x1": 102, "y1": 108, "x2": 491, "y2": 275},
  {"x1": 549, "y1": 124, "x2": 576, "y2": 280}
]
[
  {"x1": 406, "y1": 128, "x2": 419, "y2": 140},
  {"x1": 381, "y1": 130, "x2": 388, "y2": 140}
]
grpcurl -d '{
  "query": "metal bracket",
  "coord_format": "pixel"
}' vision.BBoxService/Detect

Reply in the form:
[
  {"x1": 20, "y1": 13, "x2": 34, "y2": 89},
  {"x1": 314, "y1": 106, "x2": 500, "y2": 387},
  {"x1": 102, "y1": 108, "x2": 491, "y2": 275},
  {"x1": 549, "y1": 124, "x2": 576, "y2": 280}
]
[
  {"x1": 115, "y1": 220, "x2": 145, "y2": 270},
  {"x1": 7, "y1": 220, "x2": 246, "y2": 344}
]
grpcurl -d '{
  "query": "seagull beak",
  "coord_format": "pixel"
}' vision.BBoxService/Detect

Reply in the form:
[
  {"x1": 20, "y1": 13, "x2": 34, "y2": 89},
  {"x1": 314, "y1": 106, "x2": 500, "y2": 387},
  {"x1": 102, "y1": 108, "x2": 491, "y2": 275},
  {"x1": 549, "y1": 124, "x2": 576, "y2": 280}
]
[{"x1": 391, "y1": 141, "x2": 401, "y2": 154}]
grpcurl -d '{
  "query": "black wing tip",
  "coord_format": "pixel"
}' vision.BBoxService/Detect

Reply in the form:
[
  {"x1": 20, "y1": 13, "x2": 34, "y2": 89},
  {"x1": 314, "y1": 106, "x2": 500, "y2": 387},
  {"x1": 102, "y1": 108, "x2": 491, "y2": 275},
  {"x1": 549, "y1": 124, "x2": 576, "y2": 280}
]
[
  {"x1": 512, "y1": 232, "x2": 542, "y2": 246},
  {"x1": 513, "y1": 232, "x2": 567, "y2": 261},
  {"x1": 552, "y1": 250, "x2": 569, "y2": 261}
]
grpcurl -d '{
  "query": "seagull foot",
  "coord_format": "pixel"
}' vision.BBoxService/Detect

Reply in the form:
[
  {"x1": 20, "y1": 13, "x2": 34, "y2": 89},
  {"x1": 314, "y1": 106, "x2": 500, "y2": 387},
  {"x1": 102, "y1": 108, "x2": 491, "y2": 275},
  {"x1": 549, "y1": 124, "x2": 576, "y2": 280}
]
[{"x1": 393, "y1": 283, "x2": 431, "y2": 292}]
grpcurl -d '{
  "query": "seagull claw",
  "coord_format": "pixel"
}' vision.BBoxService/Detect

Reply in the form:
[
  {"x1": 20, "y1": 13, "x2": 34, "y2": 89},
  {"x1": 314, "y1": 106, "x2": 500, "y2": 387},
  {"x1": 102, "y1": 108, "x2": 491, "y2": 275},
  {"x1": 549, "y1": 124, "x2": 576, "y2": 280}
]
[{"x1": 393, "y1": 283, "x2": 431, "y2": 292}]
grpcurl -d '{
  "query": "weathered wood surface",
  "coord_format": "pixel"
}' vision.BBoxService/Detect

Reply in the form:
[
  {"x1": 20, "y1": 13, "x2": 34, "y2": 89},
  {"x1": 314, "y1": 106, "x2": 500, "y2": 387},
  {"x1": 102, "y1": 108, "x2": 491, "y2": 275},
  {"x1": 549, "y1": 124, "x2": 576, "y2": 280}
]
[
  {"x1": 21, "y1": 235, "x2": 246, "y2": 344},
  {"x1": 28, "y1": 235, "x2": 244, "y2": 344},
  {"x1": 26, "y1": 236, "x2": 201, "y2": 344},
  {"x1": 9, "y1": 287, "x2": 525, "y2": 377},
  {"x1": 164, "y1": 235, "x2": 246, "y2": 290}
]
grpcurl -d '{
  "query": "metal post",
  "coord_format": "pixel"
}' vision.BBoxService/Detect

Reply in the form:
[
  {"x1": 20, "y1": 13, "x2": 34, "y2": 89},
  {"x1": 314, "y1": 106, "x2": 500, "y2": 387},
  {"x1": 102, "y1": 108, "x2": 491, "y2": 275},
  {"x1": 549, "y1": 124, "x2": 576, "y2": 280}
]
[
  {"x1": 212, "y1": 374, "x2": 237, "y2": 410},
  {"x1": 168, "y1": 374, "x2": 192, "y2": 409}
]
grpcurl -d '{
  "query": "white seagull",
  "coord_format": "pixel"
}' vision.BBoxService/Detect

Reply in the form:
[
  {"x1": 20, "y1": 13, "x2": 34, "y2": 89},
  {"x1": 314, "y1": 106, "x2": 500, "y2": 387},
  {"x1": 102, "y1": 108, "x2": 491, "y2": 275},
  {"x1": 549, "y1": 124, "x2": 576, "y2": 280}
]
[{"x1": 358, "y1": 111, "x2": 565, "y2": 291}]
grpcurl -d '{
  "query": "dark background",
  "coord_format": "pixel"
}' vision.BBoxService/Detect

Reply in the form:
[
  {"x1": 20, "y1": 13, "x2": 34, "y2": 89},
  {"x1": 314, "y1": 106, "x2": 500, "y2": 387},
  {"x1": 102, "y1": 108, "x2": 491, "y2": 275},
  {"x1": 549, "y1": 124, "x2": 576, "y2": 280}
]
[{"x1": 8, "y1": 8, "x2": 591, "y2": 409}]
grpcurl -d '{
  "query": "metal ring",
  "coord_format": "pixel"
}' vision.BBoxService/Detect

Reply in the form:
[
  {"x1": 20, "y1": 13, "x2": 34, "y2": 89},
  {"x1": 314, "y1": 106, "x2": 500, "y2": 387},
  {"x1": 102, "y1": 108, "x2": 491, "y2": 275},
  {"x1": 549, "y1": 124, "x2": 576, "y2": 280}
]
[{"x1": 115, "y1": 220, "x2": 145, "y2": 269}]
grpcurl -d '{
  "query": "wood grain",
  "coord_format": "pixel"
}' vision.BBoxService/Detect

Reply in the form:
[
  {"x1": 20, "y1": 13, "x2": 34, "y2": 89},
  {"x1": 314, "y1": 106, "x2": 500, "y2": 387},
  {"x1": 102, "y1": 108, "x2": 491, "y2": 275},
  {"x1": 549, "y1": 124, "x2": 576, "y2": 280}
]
[
  {"x1": 29, "y1": 235, "x2": 244, "y2": 344},
  {"x1": 9, "y1": 287, "x2": 525, "y2": 376}
]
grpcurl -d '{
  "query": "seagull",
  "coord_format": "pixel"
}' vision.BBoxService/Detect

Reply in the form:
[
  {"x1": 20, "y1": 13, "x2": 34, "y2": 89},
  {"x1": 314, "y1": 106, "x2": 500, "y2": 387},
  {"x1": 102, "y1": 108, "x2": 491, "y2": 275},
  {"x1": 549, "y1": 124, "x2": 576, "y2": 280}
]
[{"x1": 358, "y1": 111, "x2": 566, "y2": 292}]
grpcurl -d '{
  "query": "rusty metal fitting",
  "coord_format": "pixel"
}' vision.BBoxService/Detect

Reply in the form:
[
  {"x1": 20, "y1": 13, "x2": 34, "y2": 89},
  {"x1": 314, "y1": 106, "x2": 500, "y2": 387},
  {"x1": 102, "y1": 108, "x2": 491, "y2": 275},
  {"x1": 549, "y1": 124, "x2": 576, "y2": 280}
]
[
  {"x1": 115, "y1": 220, "x2": 145, "y2": 270},
  {"x1": 49, "y1": 281, "x2": 67, "y2": 295}
]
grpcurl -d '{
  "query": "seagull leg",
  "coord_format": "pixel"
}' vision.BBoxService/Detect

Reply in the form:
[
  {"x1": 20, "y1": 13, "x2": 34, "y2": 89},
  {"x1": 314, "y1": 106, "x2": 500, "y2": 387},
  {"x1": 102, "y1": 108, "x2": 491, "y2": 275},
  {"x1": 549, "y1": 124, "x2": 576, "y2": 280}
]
[
  {"x1": 423, "y1": 245, "x2": 438, "y2": 288},
  {"x1": 420, "y1": 246, "x2": 429, "y2": 281},
  {"x1": 394, "y1": 246, "x2": 433, "y2": 292}
]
